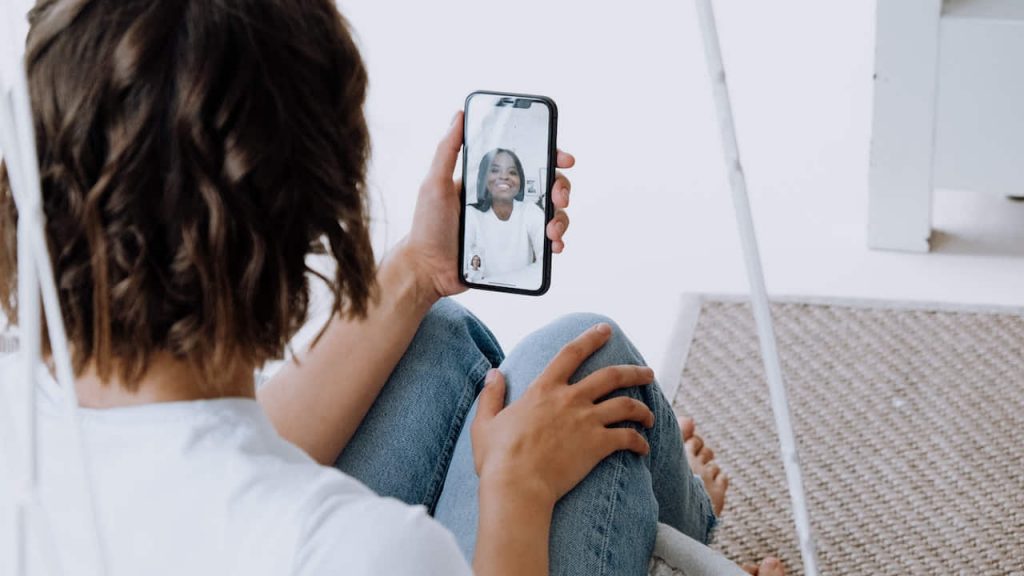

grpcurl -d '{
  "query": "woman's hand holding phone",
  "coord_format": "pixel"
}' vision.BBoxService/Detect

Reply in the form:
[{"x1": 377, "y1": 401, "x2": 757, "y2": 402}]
[{"x1": 401, "y1": 110, "x2": 574, "y2": 302}]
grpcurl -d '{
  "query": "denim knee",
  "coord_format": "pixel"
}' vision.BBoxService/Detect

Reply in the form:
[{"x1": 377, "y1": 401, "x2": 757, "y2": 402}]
[
  {"x1": 543, "y1": 314, "x2": 662, "y2": 574},
  {"x1": 551, "y1": 312, "x2": 620, "y2": 335},
  {"x1": 547, "y1": 312, "x2": 645, "y2": 380}
]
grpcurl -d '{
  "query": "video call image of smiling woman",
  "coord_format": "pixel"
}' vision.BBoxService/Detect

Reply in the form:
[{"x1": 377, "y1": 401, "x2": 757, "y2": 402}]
[{"x1": 463, "y1": 97, "x2": 550, "y2": 290}]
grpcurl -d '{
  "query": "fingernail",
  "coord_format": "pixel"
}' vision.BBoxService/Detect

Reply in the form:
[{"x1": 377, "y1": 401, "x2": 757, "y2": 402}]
[
  {"x1": 450, "y1": 111, "x2": 460, "y2": 127},
  {"x1": 485, "y1": 368, "x2": 498, "y2": 384},
  {"x1": 595, "y1": 323, "x2": 611, "y2": 335}
]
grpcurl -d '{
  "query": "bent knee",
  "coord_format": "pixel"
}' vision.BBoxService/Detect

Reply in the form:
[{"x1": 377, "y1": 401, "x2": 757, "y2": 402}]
[
  {"x1": 546, "y1": 313, "x2": 643, "y2": 370},
  {"x1": 553, "y1": 312, "x2": 622, "y2": 339}
]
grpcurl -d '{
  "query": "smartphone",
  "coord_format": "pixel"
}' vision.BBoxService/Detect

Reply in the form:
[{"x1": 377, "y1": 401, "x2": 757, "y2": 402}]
[{"x1": 459, "y1": 90, "x2": 558, "y2": 296}]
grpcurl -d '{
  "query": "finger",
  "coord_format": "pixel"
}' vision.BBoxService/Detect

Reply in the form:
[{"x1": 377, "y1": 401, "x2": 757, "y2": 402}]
[
  {"x1": 602, "y1": 428, "x2": 650, "y2": 457},
  {"x1": 552, "y1": 185, "x2": 570, "y2": 210},
  {"x1": 593, "y1": 396, "x2": 654, "y2": 428},
  {"x1": 576, "y1": 364, "x2": 654, "y2": 401},
  {"x1": 556, "y1": 149, "x2": 575, "y2": 169},
  {"x1": 546, "y1": 210, "x2": 569, "y2": 243},
  {"x1": 473, "y1": 369, "x2": 506, "y2": 425},
  {"x1": 552, "y1": 239, "x2": 565, "y2": 254},
  {"x1": 428, "y1": 110, "x2": 464, "y2": 182},
  {"x1": 552, "y1": 172, "x2": 571, "y2": 209},
  {"x1": 538, "y1": 324, "x2": 612, "y2": 384},
  {"x1": 741, "y1": 564, "x2": 759, "y2": 575}
]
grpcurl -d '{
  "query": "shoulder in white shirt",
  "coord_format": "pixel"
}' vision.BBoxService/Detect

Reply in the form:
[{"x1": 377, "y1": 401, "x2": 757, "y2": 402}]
[{"x1": 0, "y1": 355, "x2": 472, "y2": 576}]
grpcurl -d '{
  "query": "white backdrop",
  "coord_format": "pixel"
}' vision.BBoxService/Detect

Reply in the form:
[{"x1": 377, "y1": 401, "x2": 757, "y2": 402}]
[
  {"x1": 5, "y1": 0, "x2": 1024, "y2": 381},
  {"x1": 338, "y1": 0, "x2": 1024, "y2": 378}
]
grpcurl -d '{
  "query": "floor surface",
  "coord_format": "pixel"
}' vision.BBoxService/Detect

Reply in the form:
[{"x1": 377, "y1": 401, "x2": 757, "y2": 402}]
[{"x1": 672, "y1": 296, "x2": 1024, "y2": 575}]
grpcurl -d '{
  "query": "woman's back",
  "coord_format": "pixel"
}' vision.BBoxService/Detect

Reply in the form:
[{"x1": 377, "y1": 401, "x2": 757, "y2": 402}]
[{"x1": 0, "y1": 356, "x2": 469, "y2": 576}]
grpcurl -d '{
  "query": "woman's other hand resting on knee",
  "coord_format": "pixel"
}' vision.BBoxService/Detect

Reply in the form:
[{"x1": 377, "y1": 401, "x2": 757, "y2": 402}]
[{"x1": 470, "y1": 323, "x2": 655, "y2": 576}]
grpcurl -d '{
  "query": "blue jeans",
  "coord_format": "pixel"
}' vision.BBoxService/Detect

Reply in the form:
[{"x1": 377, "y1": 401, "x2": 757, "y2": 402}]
[{"x1": 334, "y1": 299, "x2": 716, "y2": 575}]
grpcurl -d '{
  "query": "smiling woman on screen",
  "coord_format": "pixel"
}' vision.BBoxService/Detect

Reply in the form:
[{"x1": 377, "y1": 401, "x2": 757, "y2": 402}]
[{"x1": 465, "y1": 148, "x2": 545, "y2": 278}]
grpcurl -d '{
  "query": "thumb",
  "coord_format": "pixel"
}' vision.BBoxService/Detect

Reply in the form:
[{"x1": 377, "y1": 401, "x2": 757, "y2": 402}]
[
  {"x1": 428, "y1": 110, "x2": 464, "y2": 182},
  {"x1": 474, "y1": 369, "x2": 506, "y2": 424}
]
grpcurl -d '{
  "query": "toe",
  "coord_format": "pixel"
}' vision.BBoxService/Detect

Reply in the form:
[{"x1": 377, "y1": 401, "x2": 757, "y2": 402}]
[
  {"x1": 707, "y1": 462, "x2": 721, "y2": 478},
  {"x1": 698, "y1": 446, "x2": 714, "y2": 464},
  {"x1": 741, "y1": 564, "x2": 758, "y2": 575},
  {"x1": 678, "y1": 416, "x2": 695, "y2": 441},
  {"x1": 685, "y1": 436, "x2": 704, "y2": 457},
  {"x1": 759, "y1": 557, "x2": 785, "y2": 576}
]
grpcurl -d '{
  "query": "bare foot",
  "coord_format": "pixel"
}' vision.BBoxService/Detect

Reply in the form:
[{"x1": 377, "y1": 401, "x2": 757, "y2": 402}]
[
  {"x1": 680, "y1": 418, "x2": 782, "y2": 575},
  {"x1": 678, "y1": 416, "x2": 728, "y2": 517},
  {"x1": 741, "y1": 557, "x2": 785, "y2": 575}
]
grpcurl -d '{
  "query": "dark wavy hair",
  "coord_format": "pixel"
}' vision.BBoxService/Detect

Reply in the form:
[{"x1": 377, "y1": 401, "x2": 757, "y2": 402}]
[
  {"x1": 0, "y1": 0, "x2": 376, "y2": 391},
  {"x1": 471, "y1": 148, "x2": 525, "y2": 212}
]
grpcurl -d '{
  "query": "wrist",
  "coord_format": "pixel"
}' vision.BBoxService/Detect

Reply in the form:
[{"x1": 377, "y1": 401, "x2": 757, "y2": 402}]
[
  {"x1": 382, "y1": 240, "x2": 441, "y2": 313},
  {"x1": 479, "y1": 467, "x2": 557, "y2": 513},
  {"x1": 475, "y1": 469, "x2": 553, "y2": 576}
]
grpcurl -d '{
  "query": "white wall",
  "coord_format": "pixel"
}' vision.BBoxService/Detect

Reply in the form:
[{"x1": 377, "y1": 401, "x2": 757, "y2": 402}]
[
  {"x1": 5, "y1": 1, "x2": 1024, "y2": 381},
  {"x1": 339, "y1": 0, "x2": 1024, "y2": 378}
]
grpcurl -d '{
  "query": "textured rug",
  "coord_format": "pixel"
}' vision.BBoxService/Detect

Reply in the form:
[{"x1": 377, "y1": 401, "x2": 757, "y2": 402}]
[{"x1": 667, "y1": 295, "x2": 1024, "y2": 576}]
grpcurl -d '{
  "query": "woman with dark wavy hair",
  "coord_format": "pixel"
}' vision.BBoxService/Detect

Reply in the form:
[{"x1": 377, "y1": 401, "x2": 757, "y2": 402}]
[
  {"x1": 465, "y1": 148, "x2": 545, "y2": 280},
  {"x1": 0, "y1": 0, "x2": 776, "y2": 575}
]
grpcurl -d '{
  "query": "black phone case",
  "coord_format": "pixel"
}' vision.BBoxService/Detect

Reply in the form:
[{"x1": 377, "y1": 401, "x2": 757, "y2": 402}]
[{"x1": 458, "y1": 90, "x2": 558, "y2": 296}]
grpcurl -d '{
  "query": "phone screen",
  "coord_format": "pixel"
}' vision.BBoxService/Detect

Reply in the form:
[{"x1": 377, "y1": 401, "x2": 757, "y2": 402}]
[{"x1": 461, "y1": 92, "x2": 556, "y2": 295}]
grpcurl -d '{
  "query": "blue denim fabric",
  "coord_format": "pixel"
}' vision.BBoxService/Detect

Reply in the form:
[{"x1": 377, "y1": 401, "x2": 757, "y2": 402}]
[{"x1": 334, "y1": 299, "x2": 715, "y2": 575}]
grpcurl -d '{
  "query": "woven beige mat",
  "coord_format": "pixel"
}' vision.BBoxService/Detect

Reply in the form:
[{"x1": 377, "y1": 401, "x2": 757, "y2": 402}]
[{"x1": 669, "y1": 296, "x2": 1024, "y2": 576}]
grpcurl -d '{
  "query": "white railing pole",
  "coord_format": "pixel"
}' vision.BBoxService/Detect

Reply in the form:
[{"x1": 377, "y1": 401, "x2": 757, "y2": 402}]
[
  {"x1": 15, "y1": 206, "x2": 39, "y2": 576},
  {"x1": 1, "y1": 3, "x2": 107, "y2": 574},
  {"x1": 693, "y1": 1, "x2": 820, "y2": 574}
]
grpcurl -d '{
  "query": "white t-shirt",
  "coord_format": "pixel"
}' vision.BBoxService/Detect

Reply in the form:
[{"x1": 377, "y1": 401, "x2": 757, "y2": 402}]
[
  {"x1": 0, "y1": 356, "x2": 472, "y2": 576},
  {"x1": 465, "y1": 200, "x2": 545, "y2": 278}
]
